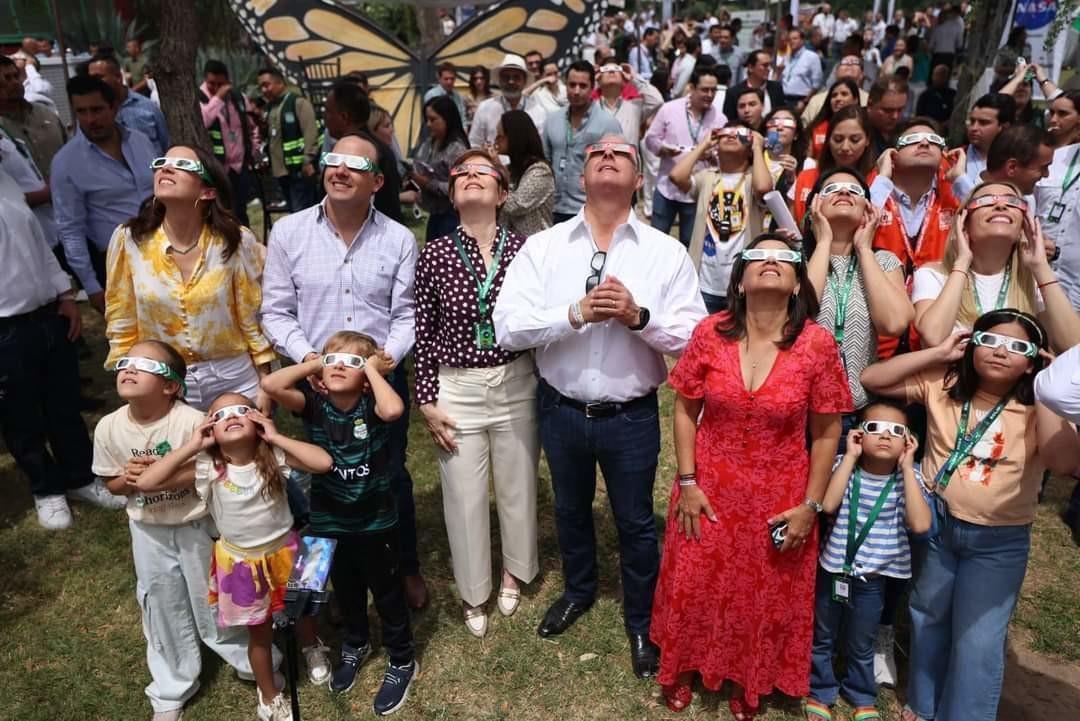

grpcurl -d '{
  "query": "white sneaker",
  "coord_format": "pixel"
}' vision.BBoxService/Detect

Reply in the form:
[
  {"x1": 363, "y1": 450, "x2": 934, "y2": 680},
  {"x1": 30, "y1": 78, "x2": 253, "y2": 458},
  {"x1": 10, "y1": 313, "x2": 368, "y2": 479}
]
[
  {"x1": 68, "y1": 478, "x2": 127, "y2": 510},
  {"x1": 34, "y1": 495, "x2": 72, "y2": 530},
  {"x1": 151, "y1": 709, "x2": 183, "y2": 721},
  {"x1": 257, "y1": 689, "x2": 293, "y2": 721},
  {"x1": 874, "y1": 624, "x2": 898, "y2": 687},
  {"x1": 302, "y1": 638, "x2": 332, "y2": 685}
]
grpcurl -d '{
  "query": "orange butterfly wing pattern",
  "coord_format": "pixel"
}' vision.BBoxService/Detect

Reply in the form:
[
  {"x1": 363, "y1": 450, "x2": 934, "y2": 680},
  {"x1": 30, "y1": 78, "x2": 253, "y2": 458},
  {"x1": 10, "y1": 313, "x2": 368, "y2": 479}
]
[{"x1": 229, "y1": 0, "x2": 609, "y2": 149}]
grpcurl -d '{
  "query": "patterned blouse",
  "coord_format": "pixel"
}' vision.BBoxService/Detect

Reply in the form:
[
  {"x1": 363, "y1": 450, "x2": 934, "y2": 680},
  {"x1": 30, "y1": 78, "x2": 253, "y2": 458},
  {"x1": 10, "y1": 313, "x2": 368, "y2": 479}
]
[
  {"x1": 414, "y1": 225, "x2": 527, "y2": 406},
  {"x1": 104, "y1": 224, "x2": 274, "y2": 369},
  {"x1": 498, "y1": 161, "x2": 555, "y2": 238},
  {"x1": 415, "y1": 137, "x2": 469, "y2": 216}
]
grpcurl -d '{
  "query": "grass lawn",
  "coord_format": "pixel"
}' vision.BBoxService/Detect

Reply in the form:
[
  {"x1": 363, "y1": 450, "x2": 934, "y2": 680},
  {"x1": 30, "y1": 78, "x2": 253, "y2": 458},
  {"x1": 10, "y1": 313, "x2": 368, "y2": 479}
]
[{"x1": 2, "y1": 208, "x2": 1078, "y2": 720}]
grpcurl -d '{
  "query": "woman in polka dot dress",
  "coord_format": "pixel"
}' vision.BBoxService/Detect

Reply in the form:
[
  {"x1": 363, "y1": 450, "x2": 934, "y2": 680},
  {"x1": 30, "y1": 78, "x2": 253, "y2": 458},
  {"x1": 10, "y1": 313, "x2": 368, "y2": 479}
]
[{"x1": 413, "y1": 148, "x2": 540, "y2": 638}]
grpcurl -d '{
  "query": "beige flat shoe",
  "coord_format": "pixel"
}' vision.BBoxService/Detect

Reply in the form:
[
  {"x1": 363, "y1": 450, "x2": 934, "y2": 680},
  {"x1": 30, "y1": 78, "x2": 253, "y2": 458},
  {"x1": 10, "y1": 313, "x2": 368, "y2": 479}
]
[
  {"x1": 496, "y1": 586, "x2": 521, "y2": 617},
  {"x1": 464, "y1": 605, "x2": 488, "y2": 637}
]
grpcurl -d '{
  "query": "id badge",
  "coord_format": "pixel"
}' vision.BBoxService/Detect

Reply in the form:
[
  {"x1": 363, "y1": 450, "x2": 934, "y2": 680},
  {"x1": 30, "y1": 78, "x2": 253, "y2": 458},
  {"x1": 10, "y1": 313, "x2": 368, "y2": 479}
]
[
  {"x1": 831, "y1": 574, "x2": 851, "y2": 603},
  {"x1": 559, "y1": 156, "x2": 567, "y2": 172},
  {"x1": 228, "y1": 130, "x2": 238, "y2": 143},
  {"x1": 1048, "y1": 202, "x2": 1066, "y2": 223},
  {"x1": 475, "y1": 320, "x2": 496, "y2": 350}
]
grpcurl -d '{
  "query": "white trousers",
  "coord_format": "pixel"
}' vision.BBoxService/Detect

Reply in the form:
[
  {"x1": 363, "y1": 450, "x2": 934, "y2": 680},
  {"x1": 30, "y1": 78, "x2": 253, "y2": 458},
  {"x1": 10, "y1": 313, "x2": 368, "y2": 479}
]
[
  {"x1": 130, "y1": 518, "x2": 253, "y2": 712},
  {"x1": 436, "y1": 355, "x2": 540, "y2": 607},
  {"x1": 182, "y1": 354, "x2": 260, "y2": 412}
]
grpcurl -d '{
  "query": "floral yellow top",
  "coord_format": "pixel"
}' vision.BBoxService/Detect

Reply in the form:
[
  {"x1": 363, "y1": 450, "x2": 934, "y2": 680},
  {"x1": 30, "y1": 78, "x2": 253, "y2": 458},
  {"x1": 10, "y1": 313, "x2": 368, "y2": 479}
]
[{"x1": 104, "y1": 224, "x2": 275, "y2": 369}]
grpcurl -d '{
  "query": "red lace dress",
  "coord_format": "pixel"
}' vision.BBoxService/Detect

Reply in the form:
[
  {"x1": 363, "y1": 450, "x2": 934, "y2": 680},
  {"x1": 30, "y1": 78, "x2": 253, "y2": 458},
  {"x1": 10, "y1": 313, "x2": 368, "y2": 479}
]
[{"x1": 651, "y1": 315, "x2": 852, "y2": 706}]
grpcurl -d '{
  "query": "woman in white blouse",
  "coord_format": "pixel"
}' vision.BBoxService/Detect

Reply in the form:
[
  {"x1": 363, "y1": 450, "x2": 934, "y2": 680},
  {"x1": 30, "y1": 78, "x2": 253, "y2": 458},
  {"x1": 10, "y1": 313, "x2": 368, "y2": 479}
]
[{"x1": 912, "y1": 180, "x2": 1080, "y2": 351}]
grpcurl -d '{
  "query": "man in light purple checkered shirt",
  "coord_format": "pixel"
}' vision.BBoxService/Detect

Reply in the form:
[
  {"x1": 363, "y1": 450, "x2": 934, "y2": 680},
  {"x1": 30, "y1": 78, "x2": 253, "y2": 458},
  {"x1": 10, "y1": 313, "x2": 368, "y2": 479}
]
[{"x1": 260, "y1": 133, "x2": 429, "y2": 607}]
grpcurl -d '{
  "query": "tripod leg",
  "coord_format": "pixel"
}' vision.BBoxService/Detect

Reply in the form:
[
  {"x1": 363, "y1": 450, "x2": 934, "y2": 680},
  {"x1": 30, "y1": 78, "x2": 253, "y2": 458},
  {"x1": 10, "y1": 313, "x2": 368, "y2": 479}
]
[{"x1": 286, "y1": 626, "x2": 301, "y2": 720}]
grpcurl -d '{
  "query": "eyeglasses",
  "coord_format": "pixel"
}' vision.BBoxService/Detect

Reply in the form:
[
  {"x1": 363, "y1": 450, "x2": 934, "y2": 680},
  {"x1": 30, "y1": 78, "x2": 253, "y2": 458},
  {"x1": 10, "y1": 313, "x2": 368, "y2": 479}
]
[
  {"x1": 972, "y1": 331, "x2": 1037, "y2": 358},
  {"x1": 211, "y1": 404, "x2": 254, "y2": 424},
  {"x1": 584, "y1": 142, "x2": 638, "y2": 161},
  {"x1": 861, "y1": 420, "x2": 907, "y2": 437},
  {"x1": 150, "y1": 157, "x2": 213, "y2": 184},
  {"x1": 585, "y1": 251, "x2": 607, "y2": 293},
  {"x1": 741, "y1": 248, "x2": 802, "y2": 264},
  {"x1": 320, "y1": 153, "x2": 381, "y2": 174},
  {"x1": 114, "y1": 356, "x2": 187, "y2": 395},
  {"x1": 766, "y1": 118, "x2": 798, "y2": 130},
  {"x1": 450, "y1": 163, "x2": 501, "y2": 179},
  {"x1": 965, "y1": 194, "x2": 1028, "y2": 213},
  {"x1": 896, "y1": 132, "x2": 947, "y2": 149},
  {"x1": 820, "y1": 182, "x2": 866, "y2": 198},
  {"x1": 322, "y1": 352, "x2": 366, "y2": 369}
]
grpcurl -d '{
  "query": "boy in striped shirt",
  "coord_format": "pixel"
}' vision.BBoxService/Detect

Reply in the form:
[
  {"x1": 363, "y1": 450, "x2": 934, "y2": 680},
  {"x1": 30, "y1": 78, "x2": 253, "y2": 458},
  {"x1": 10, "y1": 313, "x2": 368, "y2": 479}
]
[{"x1": 805, "y1": 401, "x2": 932, "y2": 721}]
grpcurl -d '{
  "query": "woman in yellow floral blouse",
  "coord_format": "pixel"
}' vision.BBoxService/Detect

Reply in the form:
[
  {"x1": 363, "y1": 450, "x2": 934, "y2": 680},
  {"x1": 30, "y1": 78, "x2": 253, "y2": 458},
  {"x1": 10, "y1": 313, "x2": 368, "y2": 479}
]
[{"x1": 104, "y1": 145, "x2": 274, "y2": 412}]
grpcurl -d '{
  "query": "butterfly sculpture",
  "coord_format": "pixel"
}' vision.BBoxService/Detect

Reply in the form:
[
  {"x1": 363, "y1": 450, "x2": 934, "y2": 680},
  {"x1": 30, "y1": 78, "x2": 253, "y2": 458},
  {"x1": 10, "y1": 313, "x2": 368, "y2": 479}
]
[{"x1": 228, "y1": 0, "x2": 610, "y2": 150}]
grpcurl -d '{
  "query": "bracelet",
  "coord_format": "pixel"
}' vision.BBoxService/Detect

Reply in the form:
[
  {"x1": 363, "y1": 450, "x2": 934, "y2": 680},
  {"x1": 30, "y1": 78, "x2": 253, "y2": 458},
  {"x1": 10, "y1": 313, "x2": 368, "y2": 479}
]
[
  {"x1": 949, "y1": 268, "x2": 967, "y2": 277},
  {"x1": 569, "y1": 301, "x2": 585, "y2": 328},
  {"x1": 678, "y1": 477, "x2": 698, "y2": 487},
  {"x1": 1038, "y1": 279, "x2": 1060, "y2": 290},
  {"x1": 802, "y1": 497, "x2": 824, "y2": 513}
]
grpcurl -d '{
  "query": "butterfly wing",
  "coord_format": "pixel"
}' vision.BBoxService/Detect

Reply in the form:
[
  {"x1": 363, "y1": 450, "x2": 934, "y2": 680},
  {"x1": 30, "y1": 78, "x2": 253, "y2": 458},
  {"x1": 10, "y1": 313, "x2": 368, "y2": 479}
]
[{"x1": 228, "y1": 1, "x2": 423, "y2": 149}]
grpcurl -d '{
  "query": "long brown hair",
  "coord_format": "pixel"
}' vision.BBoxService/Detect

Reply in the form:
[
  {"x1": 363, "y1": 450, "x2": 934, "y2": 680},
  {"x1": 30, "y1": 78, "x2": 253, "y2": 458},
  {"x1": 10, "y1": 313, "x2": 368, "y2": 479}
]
[
  {"x1": 207, "y1": 392, "x2": 285, "y2": 501},
  {"x1": 818, "y1": 105, "x2": 875, "y2": 177},
  {"x1": 124, "y1": 145, "x2": 243, "y2": 261},
  {"x1": 717, "y1": 233, "x2": 821, "y2": 350}
]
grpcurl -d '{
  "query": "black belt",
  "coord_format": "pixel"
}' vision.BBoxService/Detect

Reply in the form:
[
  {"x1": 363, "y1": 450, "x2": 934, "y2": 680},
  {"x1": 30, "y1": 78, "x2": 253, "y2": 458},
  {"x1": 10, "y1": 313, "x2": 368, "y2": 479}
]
[
  {"x1": 543, "y1": 381, "x2": 656, "y2": 419},
  {"x1": 0, "y1": 301, "x2": 57, "y2": 328}
]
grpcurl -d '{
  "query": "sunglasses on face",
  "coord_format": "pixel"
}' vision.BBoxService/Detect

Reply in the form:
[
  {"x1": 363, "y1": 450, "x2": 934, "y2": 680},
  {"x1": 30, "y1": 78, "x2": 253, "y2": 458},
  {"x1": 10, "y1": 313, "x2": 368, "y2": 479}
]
[
  {"x1": 972, "y1": 331, "x2": 1037, "y2": 358},
  {"x1": 766, "y1": 118, "x2": 798, "y2": 130},
  {"x1": 585, "y1": 250, "x2": 607, "y2": 293},
  {"x1": 840, "y1": 58, "x2": 862, "y2": 66},
  {"x1": 584, "y1": 142, "x2": 638, "y2": 161},
  {"x1": 320, "y1": 153, "x2": 381, "y2": 174},
  {"x1": 450, "y1": 163, "x2": 501, "y2": 179},
  {"x1": 820, "y1": 181, "x2": 866, "y2": 198},
  {"x1": 150, "y1": 157, "x2": 213, "y2": 184},
  {"x1": 861, "y1": 420, "x2": 907, "y2": 438},
  {"x1": 114, "y1": 356, "x2": 187, "y2": 394},
  {"x1": 211, "y1": 404, "x2": 254, "y2": 424},
  {"x1": 741, "y1": 248, "x2": 802, "y2": 263},
  {"x1": 599, "y1": 64, "x2": 623, "y2": 74},
  {"x1": 965, "y1": 194, "x2": 1028, "y2": 213},
  {"x1": 717, "y1": 127, "x2": 752, "y2": 139},
  {"x1": 896, "y1": 132, "x2": 947, "y2": 149},
  {"x1": 323, "y1": 352, "x2": 366, "y2": 369}
]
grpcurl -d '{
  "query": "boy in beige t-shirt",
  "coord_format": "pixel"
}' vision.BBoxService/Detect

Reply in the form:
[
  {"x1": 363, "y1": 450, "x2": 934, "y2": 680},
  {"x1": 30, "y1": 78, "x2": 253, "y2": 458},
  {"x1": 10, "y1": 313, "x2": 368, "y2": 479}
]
[{"x1": 92, "y1": 340, "x2": 253, "y2": 721}]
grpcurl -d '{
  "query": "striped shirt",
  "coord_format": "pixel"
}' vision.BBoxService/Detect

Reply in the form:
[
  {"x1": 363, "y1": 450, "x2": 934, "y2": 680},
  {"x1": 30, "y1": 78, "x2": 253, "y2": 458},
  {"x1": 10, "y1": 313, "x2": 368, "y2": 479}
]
[
  {"x1": 301, "y1": 383, "x2": 396, "y2": 536},
  {"x1": 820, "y1": 456, "x2": 924, "y2": 580}
]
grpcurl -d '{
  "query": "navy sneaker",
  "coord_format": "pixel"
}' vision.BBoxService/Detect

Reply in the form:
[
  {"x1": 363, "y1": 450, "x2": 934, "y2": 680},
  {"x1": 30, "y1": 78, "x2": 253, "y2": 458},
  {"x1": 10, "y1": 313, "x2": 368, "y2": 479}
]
[
  {"x1": 372, "y1": 659, "x2": 419, "y2": 716},
  {"x1": 329, "y1": 642, "x2": 371, "y2": 694}
]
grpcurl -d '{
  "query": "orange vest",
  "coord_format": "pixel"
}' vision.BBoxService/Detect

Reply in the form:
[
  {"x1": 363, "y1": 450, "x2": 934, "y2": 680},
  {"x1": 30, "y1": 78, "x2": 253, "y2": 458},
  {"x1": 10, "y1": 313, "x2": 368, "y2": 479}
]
[
  {"x1": 872, "y1": 182, "x2": 960, "y2": 358},
  {"x1": 811, "y1": 121, "x2": 827, "y2": 159}
]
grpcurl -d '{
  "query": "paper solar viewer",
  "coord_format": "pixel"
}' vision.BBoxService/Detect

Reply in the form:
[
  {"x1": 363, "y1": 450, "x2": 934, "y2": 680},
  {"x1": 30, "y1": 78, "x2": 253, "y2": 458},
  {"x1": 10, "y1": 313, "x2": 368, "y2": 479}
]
[
  {"x1": 227, "y1": 0, "x2": 610, "y2": 151},
  {"x1": 288, "y1": 536, "x2": 336, "y2": 592}
]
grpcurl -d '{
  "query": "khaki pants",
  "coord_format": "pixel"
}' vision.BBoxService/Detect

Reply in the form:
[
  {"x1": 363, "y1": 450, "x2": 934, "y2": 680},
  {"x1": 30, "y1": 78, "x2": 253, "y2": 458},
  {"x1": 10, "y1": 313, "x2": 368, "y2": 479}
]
[{"x1": 436, "y1": 355, "x2": 540, "y2": 606}]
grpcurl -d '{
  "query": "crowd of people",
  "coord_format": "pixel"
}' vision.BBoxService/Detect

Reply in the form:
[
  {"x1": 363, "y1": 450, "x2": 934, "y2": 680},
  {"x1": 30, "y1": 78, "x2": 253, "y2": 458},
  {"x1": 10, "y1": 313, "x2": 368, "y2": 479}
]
[{"x1": 3, "y1": 5, "x2": 1080, "y2": 721}]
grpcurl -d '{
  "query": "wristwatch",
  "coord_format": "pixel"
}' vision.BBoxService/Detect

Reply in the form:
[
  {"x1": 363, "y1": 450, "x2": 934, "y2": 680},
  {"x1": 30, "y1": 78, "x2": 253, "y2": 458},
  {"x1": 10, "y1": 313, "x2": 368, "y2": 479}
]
[
  {"x1": 630, "y1": 306, "x2": 650, "y2": 331},
  {"x1": 803, "y1": 497, "x2": 824, "y2": 513}
]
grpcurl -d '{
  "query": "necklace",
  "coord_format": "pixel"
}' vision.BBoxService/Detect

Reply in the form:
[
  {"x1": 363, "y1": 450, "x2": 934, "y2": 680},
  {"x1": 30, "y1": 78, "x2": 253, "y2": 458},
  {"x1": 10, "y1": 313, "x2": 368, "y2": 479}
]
[{"x1": 167, "y1": 242, "x2": 199, "y2": 255}]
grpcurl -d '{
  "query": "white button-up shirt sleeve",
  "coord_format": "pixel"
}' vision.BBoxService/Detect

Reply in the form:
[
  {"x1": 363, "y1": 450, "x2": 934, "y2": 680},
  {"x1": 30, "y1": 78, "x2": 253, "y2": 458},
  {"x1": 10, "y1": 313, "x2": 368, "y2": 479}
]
[
  {"x1": 493, "y1": 231, "x2": 578, "y2": 351},
  {"x1": 637, "y1": 246, "x2": 705, "y2": 356},
  {"x1": 1035, "y1": 343, "x2": 1080, "y2": 424},
  {"x1": 260, "y1": 221, "x2": 317, "y2": 362},
  {"x1": 385, "y1": 238, "x2": 417, "y2": 364}
]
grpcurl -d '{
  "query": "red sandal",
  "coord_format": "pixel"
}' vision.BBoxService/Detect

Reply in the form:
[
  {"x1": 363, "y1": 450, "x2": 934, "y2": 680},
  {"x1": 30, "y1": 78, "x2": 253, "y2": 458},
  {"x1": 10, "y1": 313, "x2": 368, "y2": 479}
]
[
  {"x1": 730, "y1": 695, "x2": 761, "y2": 720},
  {"x1": 662, "y1": 682, "x2": 692, "y2": 712}
]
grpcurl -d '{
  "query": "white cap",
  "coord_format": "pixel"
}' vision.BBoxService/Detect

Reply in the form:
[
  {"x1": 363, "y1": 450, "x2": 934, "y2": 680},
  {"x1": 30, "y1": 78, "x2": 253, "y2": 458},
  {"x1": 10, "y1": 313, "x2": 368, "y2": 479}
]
[{"x1": 496, "y1": 54, "x2": 529, "y2": 74}]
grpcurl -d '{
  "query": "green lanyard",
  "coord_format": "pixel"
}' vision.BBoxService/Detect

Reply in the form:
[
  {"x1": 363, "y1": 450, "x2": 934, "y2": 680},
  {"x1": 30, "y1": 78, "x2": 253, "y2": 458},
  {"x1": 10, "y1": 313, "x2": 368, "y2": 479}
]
[
  {"x1": 827, "y1": 253, "x2": 858, "y2": 344},
  {"x1": 844, "y1": 469, "x2": 898, "y2": 575},
  {"x1": 971, "y1": 257, "x2": 1012, "y2": 316},
  {"x1": 451, "y1": 227, "x2": 508, "y2": 318},
  {"x1": 935, "y1": 396, "x2": 1011, "y2": 491},
  {"x1": 1060, "y1": 147, "x2": 1080, "y2": 200}
]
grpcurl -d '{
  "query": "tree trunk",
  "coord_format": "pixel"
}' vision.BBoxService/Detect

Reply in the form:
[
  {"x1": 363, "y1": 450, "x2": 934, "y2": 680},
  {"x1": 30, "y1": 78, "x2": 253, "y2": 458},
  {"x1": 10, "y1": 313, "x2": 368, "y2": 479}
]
[
  {"x1": 414, "y1": 7, "x2": 443, "y2": 57},
  {"x1": 948, "y1": 0, "x2": 1012, "y2": 144},
  {"x1": 155, "y1": 1, "x2": 209, "y2": 148}
]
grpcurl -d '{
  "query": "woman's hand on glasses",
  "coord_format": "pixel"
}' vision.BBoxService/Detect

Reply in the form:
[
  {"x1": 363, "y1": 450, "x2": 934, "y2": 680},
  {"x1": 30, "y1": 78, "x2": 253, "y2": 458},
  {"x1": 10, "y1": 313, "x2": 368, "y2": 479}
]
[
  {"x1": 853, "y1": 204, "x2": 881, "y2": 255},
  {"x1": 1020, "y1": 215, "x2": 1052, "y2": 271},
  {"x1": 953, "y1": 209, "x2": 973, "y2": 271}
]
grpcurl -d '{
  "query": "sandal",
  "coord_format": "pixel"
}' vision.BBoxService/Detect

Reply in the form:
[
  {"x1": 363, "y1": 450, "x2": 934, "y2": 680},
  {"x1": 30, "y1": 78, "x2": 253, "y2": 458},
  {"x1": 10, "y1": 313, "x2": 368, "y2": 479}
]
[
  {"x1": 729, "y1": 695, "x2": 760, "y2": 720},
  {"x1": 662, "y1": 682, "x2": 692, "y2": 712},
  {"x1": 852, "y1": 706, "x2": 881, "y2": 721},
  {"x1": 803, "y1": 699, "x2": 833, "y2": 720}
]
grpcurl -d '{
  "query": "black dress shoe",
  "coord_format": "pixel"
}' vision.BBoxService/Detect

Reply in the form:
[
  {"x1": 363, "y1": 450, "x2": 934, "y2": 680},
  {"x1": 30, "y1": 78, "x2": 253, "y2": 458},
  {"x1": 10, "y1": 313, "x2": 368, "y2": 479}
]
[
  {"x1": 537, "y1": 597, "x2": 592, "y2": 637},
  {"x1": 627, "y1": 632, "x2": 660, "y2": 679}
]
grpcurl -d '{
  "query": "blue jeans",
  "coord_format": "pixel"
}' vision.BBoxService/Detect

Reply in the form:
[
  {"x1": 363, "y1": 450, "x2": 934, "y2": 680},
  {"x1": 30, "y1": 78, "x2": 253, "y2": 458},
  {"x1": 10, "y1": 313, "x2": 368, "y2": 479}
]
[
  {"x1": 810, "y1": 566, "x2": 886, "y2": 708},
  {"x1": 388, "y1": 360, "x2": 420, "y2": 575},
  {"x1": 701, "y1": 291, "x2": 727, "y2": 315},
  {"x1": 277, "y1": 172, "x2": 317, "y2": 213},
  {"x1": 651, "y1": 190, "x2": 696, "y2": 248},
  {"x1": 537, "y1": 380, "x2": 661, "y2": 634},
  {"x1": 907, "y1": 511, "x2": 1031, "y2": 721}
]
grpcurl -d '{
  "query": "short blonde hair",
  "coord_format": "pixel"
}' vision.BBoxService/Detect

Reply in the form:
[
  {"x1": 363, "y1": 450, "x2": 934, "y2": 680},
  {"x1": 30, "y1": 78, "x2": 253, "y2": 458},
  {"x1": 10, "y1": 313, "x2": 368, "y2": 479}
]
[{"x1": 322, "y1": 331, "x2": 377, "y2": 357}]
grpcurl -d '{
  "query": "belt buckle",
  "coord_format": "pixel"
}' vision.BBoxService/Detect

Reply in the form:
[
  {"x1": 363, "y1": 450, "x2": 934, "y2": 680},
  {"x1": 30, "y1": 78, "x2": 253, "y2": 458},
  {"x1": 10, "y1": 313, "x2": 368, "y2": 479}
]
[{"x1": 584, "y1": 402, "x2": 611, "y2": 419}]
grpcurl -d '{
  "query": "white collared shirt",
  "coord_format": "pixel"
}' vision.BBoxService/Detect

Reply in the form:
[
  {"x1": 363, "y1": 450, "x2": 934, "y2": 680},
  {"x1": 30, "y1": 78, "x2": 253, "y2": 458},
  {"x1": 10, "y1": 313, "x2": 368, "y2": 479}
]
[
  {"x1": 0, "y1": 168, "x2": 70, "y2": 317},
  {"x1": 493, "y1": 209, "x2": 707, "y2": 402},
  {"x1": 1035, "y1": 342, "x2": 1080, "y2": 424},
  {"x1": 468, "y1": 95, "x2": 548, "y2": 148}
]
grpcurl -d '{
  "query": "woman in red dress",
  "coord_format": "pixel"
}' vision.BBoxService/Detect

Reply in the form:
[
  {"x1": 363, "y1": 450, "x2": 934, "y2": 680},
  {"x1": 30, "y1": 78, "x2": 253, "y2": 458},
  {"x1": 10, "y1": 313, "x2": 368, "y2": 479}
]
[{"x1": 651, "y1": 233, "x2": 853, "y2": 719}]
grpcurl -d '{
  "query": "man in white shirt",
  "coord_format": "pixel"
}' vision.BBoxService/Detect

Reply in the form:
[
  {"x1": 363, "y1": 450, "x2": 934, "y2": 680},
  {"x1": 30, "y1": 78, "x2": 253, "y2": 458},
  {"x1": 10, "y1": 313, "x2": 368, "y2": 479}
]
[
  {"x1": 1034, "y1": 343, "x2": 1080, "y2": 544},
  {"x1": 811, "y1": 5, "x2": 836, "y2": 47},
  {"x1": 596, "y1": 63, "x2": 664, "y2": 146},
  {"x1": 832, "y1": 10, "x2": 860, "y2": 58},
  {"x1": 524, "y1": 62, "x2": 568, "y2": 117},
  {"x1": 468, "y1": 54, "x2": 548, "y2": 148},
  {"x1": 628, "y1": 27, "x2": 659, "y2": 81},
  {"x1": 493, "y1": 134, "x2": 706, "y2": 678},
  {"x1": 701, "y1": 23, "x2": 724, "y2": 59},
  {"x1": 0, "y1": 167, "x2": 122, "y2": 530}
]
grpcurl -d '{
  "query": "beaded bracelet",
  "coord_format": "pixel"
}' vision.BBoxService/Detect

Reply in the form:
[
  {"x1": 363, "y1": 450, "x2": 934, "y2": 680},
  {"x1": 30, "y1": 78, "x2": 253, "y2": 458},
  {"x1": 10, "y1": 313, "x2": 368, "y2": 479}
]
[
  {"x1": 677, "y1": 473, "x2": 697, "y2": 487},
  {"x1": 570, "y1": 302, "x2": 585, "y2": 328}
]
